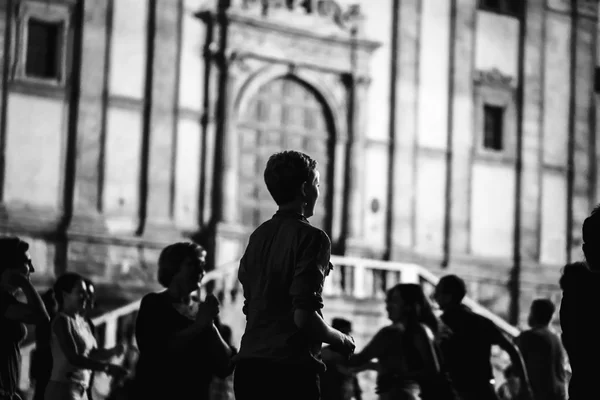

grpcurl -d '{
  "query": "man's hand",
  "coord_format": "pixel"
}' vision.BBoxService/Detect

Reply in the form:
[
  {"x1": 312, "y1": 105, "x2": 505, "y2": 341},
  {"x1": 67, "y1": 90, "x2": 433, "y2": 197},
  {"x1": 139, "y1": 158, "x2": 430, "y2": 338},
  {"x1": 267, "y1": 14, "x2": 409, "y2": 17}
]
[
  {"x1": 195, "y1": 294, "x2": 220, "y2": 330},
  {"x1": 331, "y1": 333, "x2": 355, "y2": 359},
  {"x1": 7, "y1": 271, "x2": 30, "y2": 288}
]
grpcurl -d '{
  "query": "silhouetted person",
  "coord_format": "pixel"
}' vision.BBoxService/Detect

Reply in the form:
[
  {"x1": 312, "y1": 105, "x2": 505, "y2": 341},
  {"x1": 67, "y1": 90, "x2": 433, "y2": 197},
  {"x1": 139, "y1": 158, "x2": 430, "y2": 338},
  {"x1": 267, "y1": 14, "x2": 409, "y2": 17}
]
[
  {"x1": 560, "y1": 205, "x2": 600, "y2": 400},
  {"x1": 234, "y1": 151, "x2": 355, "y2": 400},
  {"x1": 434, "y1": 275, "x2": 533, "y2": 400},
  {"x1": 45, "y1": 273, "x2": 126, "y2": 400},
  {"x1": 348, "y1": 284, "x2": 457, "y2": 400},
  {"x1": 0, "y1": 237, "x2": 49, "y2": 400},
  {"x1": 321, "y1": 318, "x2": 362, "y2": 400},
  {"x1": 31, "y1": 289, "x2": 58, "y2": 400},
  {"x1": 516, "y1": 299, "x2": 566, "y2": 400},
  {"x1": 134, "y1": 242, "x2": 233, "y2": 400}
]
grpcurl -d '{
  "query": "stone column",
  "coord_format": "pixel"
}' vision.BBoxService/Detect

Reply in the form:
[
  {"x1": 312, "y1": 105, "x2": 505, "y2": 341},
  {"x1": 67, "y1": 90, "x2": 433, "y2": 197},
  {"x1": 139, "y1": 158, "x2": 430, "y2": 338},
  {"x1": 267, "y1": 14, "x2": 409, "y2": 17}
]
[
  {"x1": 70, "y1": 0, "x2": 111, "y2": 234},
  {"x1": 570, "y1": 4, "x2": 597, "y2": 260},
  {"x1": 220, "y1": 55, "x2": 239, "y2": 225},
  {"x1": 517, "y1": 0, "x2": 545, "y2": 262},
  {"x1": 343, "y1": 72, "x2": 367, "y2": 254},
  {"x1": 143, "y1": 0, "x2": 181, "y2": 238},
  {"x1": 447, "y1": 0, "x2": 477, "y2": 257},
  {"x1": 390, "y1": 0, "x2": 420, "y2": 255}
]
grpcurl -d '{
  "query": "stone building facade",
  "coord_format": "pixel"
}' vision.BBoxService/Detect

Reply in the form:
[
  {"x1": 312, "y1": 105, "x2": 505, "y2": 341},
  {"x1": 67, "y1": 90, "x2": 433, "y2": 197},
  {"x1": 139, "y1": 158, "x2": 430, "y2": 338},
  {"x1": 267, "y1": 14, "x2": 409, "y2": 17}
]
[{"x1": 0, "y1": 0, "x2": 598, "y2": 325}]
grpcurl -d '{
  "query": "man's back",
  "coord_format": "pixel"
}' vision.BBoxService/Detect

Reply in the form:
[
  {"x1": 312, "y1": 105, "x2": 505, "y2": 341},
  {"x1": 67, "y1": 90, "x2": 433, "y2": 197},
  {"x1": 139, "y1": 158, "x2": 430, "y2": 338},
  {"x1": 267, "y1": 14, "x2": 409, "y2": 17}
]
[
  {"x1": 440, "y1": 305, "x2": 503, "y2": 392},
  {"x1": 560, "y1": 262, "x2": 600, "y2": 399},
  {"x1": 236, "y1": 210, "x2": 331, "y2": 372},
  {"x1": 516, "y1": 328, "x2": 566, "y2": 400}
]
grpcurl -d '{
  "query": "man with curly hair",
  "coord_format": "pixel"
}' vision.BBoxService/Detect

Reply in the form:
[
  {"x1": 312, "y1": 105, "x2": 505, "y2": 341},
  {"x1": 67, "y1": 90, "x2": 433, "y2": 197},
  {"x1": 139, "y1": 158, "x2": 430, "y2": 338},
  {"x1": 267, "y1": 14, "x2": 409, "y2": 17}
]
[{"x1": 234, "y1": 151, "x2": 355, "y2": 400}]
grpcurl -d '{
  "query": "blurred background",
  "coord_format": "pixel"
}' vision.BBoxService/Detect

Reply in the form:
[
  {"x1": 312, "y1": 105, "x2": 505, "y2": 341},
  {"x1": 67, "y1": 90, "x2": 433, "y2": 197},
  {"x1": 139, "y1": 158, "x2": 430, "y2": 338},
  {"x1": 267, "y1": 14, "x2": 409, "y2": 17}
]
[{"x1": 0, "y1": 0, "x2": 596, "y2": 398}]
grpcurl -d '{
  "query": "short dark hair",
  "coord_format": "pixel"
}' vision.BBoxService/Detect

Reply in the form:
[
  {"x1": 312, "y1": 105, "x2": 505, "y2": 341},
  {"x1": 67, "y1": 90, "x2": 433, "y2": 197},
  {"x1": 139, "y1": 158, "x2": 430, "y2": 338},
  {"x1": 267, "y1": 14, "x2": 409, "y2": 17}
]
[
  {"x1": 264, "y1": 151, "x2": 318, "y2": 206},
  {"x1": 157, "y1": 242, "x2": 206, "y2": 288},
  {"x1": 530, "y1": 298, "x2": 556, "y2": 325},
  {"x1": 53, "y1": 272, "x2": 85, "y2": 309},
  {"x1": 583, "y1": 205, "x2": 600, "y2": 245},
  {"x1": 437, "y1": 275, "x2": 467, "y2": 303},
  {"x1": 0, "y1": 236, "x2": 29, "y2": 274}
]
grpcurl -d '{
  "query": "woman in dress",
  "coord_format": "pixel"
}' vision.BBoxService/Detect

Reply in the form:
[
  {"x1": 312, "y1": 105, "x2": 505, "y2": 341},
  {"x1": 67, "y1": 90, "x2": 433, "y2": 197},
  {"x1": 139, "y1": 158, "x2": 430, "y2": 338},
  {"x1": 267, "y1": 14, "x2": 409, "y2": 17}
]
[
  {"x1": 45, "y1": 273, "x2": 126, "y2": 400},
  {"x1": 0, "y1": 237, "x2": 49, "y2": 400},
  {"x1": 348, "y1": 283, "x2": 452, "y2": 400},
  {"x1": 134, "y1": 242, "x2": 234, "y2": 400}
]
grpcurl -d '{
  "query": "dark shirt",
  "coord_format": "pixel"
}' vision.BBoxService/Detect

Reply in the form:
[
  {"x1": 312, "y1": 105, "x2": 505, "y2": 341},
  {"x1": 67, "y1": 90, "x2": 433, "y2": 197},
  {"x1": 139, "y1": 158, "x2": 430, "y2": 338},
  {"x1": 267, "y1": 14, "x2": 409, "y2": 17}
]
[
  {"x1": 559, "y1": 262, "x2": 600, "y2": 399},
  {"x1": 440, "y1": 305, "x2": 505, "y2": 392},
  {"x1": 134, "y1": 292, "x2": 215, "y2": 400},
  {"x1": 0, "y1": 290, "x2": 27, "y2": 396},
  {"x1": 235, "y1": 210, "x2": 332, "y2": 373},
  {"x1": 516, "y1": 327, "x2": 566, "y2": 400}
]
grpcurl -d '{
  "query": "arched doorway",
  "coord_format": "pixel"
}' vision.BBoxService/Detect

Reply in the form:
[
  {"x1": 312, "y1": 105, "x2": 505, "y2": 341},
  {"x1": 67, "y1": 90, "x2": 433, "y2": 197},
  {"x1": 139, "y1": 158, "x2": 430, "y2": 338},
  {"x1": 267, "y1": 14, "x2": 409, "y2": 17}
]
[{"x1": 236, "y1": 76, "x2": 333, "y2": 232}]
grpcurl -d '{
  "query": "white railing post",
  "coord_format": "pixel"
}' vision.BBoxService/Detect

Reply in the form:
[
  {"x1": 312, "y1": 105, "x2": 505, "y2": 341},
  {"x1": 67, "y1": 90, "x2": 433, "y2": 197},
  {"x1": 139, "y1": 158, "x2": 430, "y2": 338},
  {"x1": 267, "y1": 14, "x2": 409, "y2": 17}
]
[
  {"x1": 353, "y1": 262, "x2": 366, "y2": 299},
  {"x1": 400, "y1": 264, "x2": 420, "y2": 284},
  {"x1": 104, "y1": 316, "x2": 118, "y2": 349}
]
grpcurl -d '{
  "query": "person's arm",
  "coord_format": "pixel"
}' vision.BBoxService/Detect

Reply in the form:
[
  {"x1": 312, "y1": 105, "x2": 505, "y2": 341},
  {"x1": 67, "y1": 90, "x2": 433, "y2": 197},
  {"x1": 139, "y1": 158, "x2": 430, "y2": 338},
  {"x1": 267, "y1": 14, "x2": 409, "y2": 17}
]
[
  {"x1": 238, "y1": 254, "x2": 250, "y2": 317},
  {"x1": 346, "y1": 328, "x2": 389, "y2": 367},
  {"x1": 89, "y1": 344, "x2": 125, "y2": 362},
  {"x1": 291, "y1": 231, "x2": 353, "y2": 354},
  {"x1": 207, "y1": 323, "x2": 234, "y2": 378},
  {"x1": 2, "y1": 276, "x2": 50, "y2": 325},
  {"x1": 52, "y1": 314, "x2": 121, "y2": 374}
]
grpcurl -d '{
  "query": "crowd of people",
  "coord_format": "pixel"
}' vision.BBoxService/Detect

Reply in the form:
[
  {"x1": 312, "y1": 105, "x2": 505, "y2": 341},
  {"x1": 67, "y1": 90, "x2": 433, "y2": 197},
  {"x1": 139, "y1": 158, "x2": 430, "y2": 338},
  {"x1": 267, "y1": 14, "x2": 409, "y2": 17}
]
[{"x1": 0, "y1": 150, "x2": 597, "y2": 400}]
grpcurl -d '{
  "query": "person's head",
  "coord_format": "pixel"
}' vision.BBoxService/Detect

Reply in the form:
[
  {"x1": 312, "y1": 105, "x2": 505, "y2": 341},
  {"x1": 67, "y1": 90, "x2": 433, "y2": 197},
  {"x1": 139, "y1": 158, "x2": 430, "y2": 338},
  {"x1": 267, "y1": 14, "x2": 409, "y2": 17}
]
[
  {"x1": 332, "y1": 318, "x2": 352, "y2": 335},
  {"x1": 264, "y1": 151, "x2": 320, "y2": 218},
  {"x1": 528, "y1": 298, "x2": 555, "y2": 328},
  {"x1": 0, "y1": 237, "x2": 33, "y2": 290},
  {"x1": 434, "y1": 275, "x2": 467, "y2": 310},
  {"x1": 386, "y1": 283, "x2": 438, "y2": 333},
  {"x1": 53, "y1": 273, "x2": 88, "y2": 315},
  {"x1": 583, "y1": 205, "x2": 600, "y2": 271},
  {"x1": 158, "y1": 242, "x2": 207, "y2": 296},
  {"x1": 83, "y1": 278, "x2": 96, "y2": 312}
]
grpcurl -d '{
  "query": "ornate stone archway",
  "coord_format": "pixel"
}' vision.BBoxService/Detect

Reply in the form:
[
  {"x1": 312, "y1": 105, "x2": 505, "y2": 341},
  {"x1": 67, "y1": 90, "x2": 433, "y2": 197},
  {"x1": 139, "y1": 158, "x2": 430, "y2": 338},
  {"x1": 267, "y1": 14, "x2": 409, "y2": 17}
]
[{"x1": 236, "y1": 76, "x2": 334, "y2": 231}]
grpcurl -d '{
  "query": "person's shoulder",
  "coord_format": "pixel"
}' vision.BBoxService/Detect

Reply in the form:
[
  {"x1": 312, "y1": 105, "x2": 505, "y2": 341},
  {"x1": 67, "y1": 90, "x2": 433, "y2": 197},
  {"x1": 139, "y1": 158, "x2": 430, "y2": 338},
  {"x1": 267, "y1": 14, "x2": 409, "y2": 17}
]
[
  {"x1": 140, "y1": 292, "x2": 167, "y2": 310},
  {"x1": 301, "y1": 225, "x2": 331, "y2": 245}
]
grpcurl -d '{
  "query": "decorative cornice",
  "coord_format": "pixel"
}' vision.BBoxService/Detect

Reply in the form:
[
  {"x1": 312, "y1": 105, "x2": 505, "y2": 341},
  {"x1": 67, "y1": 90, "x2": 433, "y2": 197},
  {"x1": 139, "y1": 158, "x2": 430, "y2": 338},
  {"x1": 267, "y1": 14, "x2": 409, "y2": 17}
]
[{"x1": 473, "y1": 68, "x2": 515, "y2": 89}]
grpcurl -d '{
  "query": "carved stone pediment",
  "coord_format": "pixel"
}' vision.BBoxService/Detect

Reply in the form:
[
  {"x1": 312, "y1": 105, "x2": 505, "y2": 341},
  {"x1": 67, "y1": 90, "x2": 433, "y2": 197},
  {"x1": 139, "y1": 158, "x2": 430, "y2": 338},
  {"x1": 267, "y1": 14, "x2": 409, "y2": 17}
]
[
  {"x1": 196, "y1": 0, "x2": 380, "y2": 77},
  {"x1": 474, "y1": 69, "x2": 515, "y2": 89}
]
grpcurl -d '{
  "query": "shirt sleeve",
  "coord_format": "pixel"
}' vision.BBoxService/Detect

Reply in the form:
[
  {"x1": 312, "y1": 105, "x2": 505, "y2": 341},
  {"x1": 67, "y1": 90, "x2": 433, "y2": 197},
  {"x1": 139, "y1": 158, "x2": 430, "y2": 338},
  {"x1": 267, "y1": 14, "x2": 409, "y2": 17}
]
[{"x1": 289, "y1": 229, "x2": 331, "y2": 311}]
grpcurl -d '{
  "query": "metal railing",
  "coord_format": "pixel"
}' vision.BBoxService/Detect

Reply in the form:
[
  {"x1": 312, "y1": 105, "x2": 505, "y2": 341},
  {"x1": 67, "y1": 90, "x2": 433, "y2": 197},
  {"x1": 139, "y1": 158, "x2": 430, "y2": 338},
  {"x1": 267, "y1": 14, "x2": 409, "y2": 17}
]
[{"x1": 327, "y1": 255, "x2": 520, "y2": 337}]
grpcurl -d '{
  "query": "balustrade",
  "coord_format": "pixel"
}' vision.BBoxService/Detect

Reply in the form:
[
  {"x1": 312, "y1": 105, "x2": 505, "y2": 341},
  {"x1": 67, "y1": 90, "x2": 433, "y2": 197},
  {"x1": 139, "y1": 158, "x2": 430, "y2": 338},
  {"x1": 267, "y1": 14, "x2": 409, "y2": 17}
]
[{"x1": 19, "y1": 255, "x2": 522, "y2": 394}]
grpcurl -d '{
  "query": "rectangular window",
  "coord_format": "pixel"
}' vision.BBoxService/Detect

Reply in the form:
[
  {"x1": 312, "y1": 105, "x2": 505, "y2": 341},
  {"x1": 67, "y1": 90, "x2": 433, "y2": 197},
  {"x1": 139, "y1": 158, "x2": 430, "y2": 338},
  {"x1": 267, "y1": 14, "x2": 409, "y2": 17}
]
[
  {"x1": 483, "y1": 104, "x2": 504, "y2": 151},
  {"x1": 479, "y1": 0, "x2": 521, "y2": 16},
  {"x1": 25, "y1": 18, "x2": 63, "y2": 80}
]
